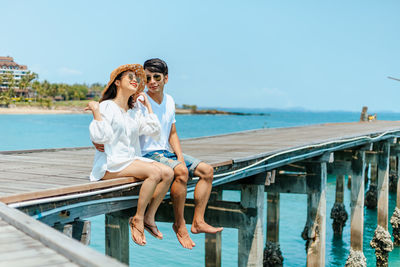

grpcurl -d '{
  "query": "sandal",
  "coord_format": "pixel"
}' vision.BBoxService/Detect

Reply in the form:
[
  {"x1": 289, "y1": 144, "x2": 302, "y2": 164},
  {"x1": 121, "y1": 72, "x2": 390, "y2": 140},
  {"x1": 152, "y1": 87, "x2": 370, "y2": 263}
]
[
  {"x1": 144, "y1": 222, "x2": 163, "y2": 240},
  {"x1": 129, "y1": 217, "x2": 146, "y2": 246}
]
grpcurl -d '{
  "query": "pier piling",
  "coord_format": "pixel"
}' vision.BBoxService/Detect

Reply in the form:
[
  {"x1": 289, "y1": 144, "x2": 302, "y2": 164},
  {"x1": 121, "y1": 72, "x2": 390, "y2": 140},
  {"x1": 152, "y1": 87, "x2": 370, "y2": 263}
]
[
  {"x1": 264, "y1": 192, "x2": 283, "y2": 267},
  {"x1": 303, "y1": 160, "x2": 327, "y2": 267},
  {"x1": 370, "y1": 141, "x2": 394, "y2": 267},
  {"x1": 330, "y1": 174, "x2": 348, "y2": 236},
  {"x1": 105, "y1": 210, "x2": 130, "y2": 265},
  {"x1": 205, "y1": 189, "x2": 222, "y2": 267},
  {"x1": 238, "y1": 184, "x2": 264, "y2": 267},
  {"x1": 345, "y1": 149, "x2": 367, "y2": 267},
  {"x1": 390, "y1": 145, "x2": 400, "y2": 245}
]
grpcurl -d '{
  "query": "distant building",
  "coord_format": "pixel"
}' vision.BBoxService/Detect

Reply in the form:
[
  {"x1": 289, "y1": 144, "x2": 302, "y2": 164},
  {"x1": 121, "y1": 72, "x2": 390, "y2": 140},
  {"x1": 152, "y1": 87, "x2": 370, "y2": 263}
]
[{"x1": 0, "y1": 56, "x2": 32, "y2": 97}]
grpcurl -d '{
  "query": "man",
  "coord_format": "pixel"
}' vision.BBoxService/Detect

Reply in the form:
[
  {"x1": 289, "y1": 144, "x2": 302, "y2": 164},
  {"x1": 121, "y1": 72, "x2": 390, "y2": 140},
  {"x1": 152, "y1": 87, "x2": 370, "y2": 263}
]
[{"x1": 140, "y1": 58, "x2": 223, "y2": 249}]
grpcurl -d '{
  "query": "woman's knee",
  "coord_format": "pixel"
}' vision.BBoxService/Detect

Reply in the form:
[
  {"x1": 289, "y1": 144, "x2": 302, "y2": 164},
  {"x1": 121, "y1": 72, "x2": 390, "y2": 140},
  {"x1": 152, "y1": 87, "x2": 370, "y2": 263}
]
[
  {"x1": 161, "y1": 165, "x2": 174, "y2": 182},
  {"x1": 147, "y1": 167, "x2": 162, "y2": 183}
]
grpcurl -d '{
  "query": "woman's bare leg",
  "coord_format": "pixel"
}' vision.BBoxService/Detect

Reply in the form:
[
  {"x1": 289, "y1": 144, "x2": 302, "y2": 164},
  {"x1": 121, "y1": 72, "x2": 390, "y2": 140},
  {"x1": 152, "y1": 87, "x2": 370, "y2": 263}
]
[
  {"x1": 103, "y1": 160, "x2": 162, "y2": 245},
  {"x1": 143, "y1": 162, "x2": 174, "y2": 239}
]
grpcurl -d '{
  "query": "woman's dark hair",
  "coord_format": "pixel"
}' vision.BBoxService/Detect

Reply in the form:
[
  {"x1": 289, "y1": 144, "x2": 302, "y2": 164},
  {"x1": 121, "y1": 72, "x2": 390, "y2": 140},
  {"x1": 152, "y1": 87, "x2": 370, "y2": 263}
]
[
  {"x1": 143, "y1": 58, "x2": 168, "y2": 75},
  {"x1": 100, "y1": 71, "x2": 135, "y2": 108}
]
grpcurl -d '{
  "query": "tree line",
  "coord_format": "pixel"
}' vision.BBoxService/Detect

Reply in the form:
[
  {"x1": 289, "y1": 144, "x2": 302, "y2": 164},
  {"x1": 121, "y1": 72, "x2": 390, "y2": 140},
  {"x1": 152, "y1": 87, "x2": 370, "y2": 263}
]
[{"x1": 0, "y1": 71, "x2": 104, "y2": 106}]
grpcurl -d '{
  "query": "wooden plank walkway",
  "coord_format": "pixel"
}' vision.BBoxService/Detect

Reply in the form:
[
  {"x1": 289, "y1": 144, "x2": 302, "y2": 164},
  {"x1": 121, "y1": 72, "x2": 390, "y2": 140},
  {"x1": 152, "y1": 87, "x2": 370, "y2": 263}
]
[
  {"x1": 0, "y1": 217, "x2": 79, "y2": 267},
  {"x1": 1, "y1": 120, "x2": 400, "y2": 266},
  {"x1": 0, "y1": 202, "x2": 125, "y2": 267},
  {"x1": 1, "y1": 121, "x2": 400, "y2": 202}
]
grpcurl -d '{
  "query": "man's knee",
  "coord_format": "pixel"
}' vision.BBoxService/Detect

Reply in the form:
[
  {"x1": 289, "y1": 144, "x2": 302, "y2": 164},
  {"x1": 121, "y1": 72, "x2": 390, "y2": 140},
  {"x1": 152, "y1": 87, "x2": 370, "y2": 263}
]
[
  {"x1": 174, "y1": 164, "x2": 189, "y2": 183},
  {"x1": 197, "y1": 163, "x2": 214, "y2": 181}
]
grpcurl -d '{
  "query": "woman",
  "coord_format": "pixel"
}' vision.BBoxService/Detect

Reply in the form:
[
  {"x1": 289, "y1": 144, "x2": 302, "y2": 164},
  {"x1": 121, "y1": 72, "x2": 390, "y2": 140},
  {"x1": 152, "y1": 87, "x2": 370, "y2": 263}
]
[{"x1": 85, "y1": 64, "x2": 173, "y2": 246}]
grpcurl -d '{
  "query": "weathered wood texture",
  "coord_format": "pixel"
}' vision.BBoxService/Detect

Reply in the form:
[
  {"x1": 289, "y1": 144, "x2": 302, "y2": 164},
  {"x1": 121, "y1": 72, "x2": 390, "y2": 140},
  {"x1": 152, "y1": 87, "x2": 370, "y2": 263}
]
[
  {"x1": 0, "y1": 202, "x2": 126, "y2": 267},
  {"x1": 205, "y1": 190, "x2": 222, "y2": 267},
  {"x1": 349, "y1": 150, "x2": 366, "y2": 252},
  {"x1": 1, "y1": 121, "x2": 400, "y2": 203}
]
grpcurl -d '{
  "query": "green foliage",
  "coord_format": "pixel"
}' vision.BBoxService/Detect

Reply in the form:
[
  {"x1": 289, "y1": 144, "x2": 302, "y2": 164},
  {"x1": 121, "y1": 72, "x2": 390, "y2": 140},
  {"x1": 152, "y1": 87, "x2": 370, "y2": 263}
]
[
  {"x1": 182, "y1": 104, "x2": 197, "y2": 111},
  {"x1": 0, "y1": 70, "x2": 105, "y2": 108}
]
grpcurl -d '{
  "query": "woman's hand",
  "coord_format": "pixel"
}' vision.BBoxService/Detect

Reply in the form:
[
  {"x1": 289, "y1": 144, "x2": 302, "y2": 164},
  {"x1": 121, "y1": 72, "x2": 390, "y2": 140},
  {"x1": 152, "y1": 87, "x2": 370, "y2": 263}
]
[
  {"x1": 84, "y1": 101, "x2": 102, "y2": 120},
  {"x1": 137, "y1": 92, "x2": 153, "y2": 113},
  {"x1": 84, "y1": 101, "x2": 100, "y2": 112}
]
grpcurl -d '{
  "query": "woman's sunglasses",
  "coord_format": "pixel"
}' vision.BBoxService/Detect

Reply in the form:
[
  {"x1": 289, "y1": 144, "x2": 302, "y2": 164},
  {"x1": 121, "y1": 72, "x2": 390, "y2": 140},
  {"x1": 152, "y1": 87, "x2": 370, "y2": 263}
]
[
  {"x1": 146, "y1": 74, "x2": 162, "y2": 83},
  {"x1": 126, "y1": 73, "x2": 141, "y2": 84}
]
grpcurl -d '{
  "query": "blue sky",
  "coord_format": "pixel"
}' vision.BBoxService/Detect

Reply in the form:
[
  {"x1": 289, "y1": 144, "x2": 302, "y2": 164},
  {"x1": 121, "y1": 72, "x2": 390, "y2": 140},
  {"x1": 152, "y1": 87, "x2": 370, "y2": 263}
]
[{"x1": 1, "y1": 0, "x2": 399, "y2": 111}]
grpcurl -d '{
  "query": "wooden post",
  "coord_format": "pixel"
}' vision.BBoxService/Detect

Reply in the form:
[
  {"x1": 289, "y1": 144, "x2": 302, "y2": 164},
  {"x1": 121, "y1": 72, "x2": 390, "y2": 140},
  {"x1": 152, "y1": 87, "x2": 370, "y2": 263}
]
[
  {"x1": 330, "y1": 174, "x2": 348, "y2": 236},
  {"x1": 105, "y1": 211, "x2": 129, "y2": 265},
  {"x1": 303, "y1": 161, "x2": 327, "y2": 267},
  {"x1": 391, "y1": 155, "x2": 400, "y2": 245},
  {"x1": 370, "y1": 141, "x2": 393, "y2": 266},
  {"x1": 365, "y1": 164, "x2": 378, "y2": 209},
  {"x1": 238, "y1": 184, "x2": 265, "y2": 267},
  {"x1": 389, "y1": 156, "x2": 398, "y2": 192},
  {"x1": 54, "y1": 222, "x2": 72, "y2": 238},
  {"x1": 264, "y1": 192, "x2": 283, "y2": 266},
  {"x1": 206, "y1": 189, "x2": 222, "y2": 267},
  {"x1": 72, "y1": 219, "x2": 91, "y2": 245},
  {"x1": 345, "y1": 149, "x2": 367, "y2": 266}
]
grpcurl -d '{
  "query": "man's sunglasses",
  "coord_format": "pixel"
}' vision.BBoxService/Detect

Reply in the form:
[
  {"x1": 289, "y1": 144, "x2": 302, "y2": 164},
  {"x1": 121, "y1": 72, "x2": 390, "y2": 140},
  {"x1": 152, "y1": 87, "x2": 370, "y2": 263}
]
[{"x1": 146, "y1": 74, "x2": 162, "y2": 83}]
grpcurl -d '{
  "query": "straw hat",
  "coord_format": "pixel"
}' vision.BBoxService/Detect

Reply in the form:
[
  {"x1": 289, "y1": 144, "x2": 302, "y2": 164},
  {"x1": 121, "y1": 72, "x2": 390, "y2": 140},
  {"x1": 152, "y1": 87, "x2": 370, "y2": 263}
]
[{"x1": 102, "y1": 64, "x2": 146, "y2": 97}]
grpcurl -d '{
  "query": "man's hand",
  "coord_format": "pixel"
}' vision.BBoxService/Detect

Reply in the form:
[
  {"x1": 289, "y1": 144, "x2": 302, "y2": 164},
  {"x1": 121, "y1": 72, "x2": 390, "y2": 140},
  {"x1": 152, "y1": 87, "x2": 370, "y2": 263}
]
[{"x1": 92, "y1": 142, "x2": 105, "y2": 152}]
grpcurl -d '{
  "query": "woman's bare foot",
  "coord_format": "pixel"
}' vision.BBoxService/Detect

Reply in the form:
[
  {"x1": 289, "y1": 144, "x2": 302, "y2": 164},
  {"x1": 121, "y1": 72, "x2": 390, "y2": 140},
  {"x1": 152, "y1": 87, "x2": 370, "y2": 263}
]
[
  {"x1": 129, "y1": 217, "x2": 146, "y2": 246},
  {"x1": 191, "y1": 220, "x2": 223, "y2": 234},
  {"x1": 172, "y1": 223, "x2": 196, "y2": 249}
]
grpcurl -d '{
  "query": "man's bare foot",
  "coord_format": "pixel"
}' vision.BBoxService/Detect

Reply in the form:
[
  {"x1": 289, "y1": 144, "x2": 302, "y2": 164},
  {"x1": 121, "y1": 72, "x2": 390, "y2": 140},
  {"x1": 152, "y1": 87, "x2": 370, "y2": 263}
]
[
  {"x1": 172, "y1": 223, "x2": 196, "y2": 249},
  {"x1": 191, "y1": 221, "x2": 223, "y2": 234},
  {"x1": 129, "y1": 217, "x2": 146, "y2": 246}
]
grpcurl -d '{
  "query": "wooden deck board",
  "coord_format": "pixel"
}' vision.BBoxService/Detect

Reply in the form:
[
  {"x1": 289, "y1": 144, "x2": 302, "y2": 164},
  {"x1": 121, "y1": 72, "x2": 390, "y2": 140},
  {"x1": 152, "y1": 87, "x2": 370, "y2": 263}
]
[
  {"x1": 0, "y1": 218, "x2": 79, "y2": 267},
  {"x1": 0, "y1": 120, "x2": 400, "y2": 201}
]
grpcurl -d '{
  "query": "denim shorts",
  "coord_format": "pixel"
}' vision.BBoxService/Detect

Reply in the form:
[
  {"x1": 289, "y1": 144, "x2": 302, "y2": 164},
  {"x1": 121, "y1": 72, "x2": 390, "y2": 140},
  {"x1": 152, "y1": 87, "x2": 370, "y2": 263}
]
[{"x1": 143, "y1": 150, "x2": 201, "y2": 178}]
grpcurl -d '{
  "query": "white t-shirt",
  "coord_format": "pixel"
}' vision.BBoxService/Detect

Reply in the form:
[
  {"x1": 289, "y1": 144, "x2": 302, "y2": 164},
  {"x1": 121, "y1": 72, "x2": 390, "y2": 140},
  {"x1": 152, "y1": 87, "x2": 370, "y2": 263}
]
[{"x1": 139, "y1": 92, "x2": 176, "y2": 155}]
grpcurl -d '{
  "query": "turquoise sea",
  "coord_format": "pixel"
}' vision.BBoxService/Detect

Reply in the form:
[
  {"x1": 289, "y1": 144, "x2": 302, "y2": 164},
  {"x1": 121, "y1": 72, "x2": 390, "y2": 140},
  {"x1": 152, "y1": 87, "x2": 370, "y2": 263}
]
[{"x1": 2, "y1": 109, "x2": 400, "y2": 266}]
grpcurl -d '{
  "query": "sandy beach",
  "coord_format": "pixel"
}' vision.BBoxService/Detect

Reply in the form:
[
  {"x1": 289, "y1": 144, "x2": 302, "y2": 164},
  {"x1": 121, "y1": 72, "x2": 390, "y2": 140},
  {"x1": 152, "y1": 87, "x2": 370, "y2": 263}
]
[
  {"x1": 0, "y1": 106, "x2": 199, "y2": 115},
  {"x1": 0, "y1": 106, "x2": 86, "y2": 114}
]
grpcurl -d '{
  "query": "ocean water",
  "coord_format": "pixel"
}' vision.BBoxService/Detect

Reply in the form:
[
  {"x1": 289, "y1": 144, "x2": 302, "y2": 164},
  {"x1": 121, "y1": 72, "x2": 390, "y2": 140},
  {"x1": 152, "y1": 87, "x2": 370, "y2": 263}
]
[{"x1": 2, "y1": 109, "x2": 400, "y2": 266}]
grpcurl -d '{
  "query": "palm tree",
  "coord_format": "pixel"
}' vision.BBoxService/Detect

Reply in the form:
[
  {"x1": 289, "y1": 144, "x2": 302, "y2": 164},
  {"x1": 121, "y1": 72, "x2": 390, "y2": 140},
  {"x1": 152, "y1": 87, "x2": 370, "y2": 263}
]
[{"x1": 18, "y1": 71, "x2": 38, "y2": 98}]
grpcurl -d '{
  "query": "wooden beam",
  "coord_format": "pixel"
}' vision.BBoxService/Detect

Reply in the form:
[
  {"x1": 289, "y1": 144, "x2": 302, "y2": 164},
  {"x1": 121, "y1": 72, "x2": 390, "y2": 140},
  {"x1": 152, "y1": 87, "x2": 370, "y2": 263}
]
[
  {"x1": 349, "y1": 150, "x2": 366, "y2": 251},
  {"x1": 155, "y1": 199, "x2": 248, "y2": 228},
  {"x1": 105, "y1": 210, "x2": 129, "y2": 265},
  {"x1": 327, "y1": 161, "x2": 352, "y2": 176},
  {"x1": 0, "y1": 177, "x2": 140, "y2": 204},
  {"x1": 266, "y1": 193, "x2": 280, "y2": 243},
  {"x1": 377, "y1": 141, "x2": 390, "y2": 229},
  {"x1": 370, "y1": 141, "x2": 394, "y2": 266},
  {"x1": 205, "y1": 189, "x2": 222, "y2": 267},
  {"x1": 238, "y1": 184, "x2": 264, "y2": 267},
  {"x1": 303, "y1": 162, "x2": 327, "y2": 267}
]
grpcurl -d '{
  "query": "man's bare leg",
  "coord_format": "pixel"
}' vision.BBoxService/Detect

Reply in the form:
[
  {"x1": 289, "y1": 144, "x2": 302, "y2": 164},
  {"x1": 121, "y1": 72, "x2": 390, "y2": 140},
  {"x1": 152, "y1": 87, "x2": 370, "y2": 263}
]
[
  {"x1": 170, "y1": 163, "x2": 196, "y2": 249},
  {"x1": 191, "y1": 162, "x2": 224, "y2": 234}
]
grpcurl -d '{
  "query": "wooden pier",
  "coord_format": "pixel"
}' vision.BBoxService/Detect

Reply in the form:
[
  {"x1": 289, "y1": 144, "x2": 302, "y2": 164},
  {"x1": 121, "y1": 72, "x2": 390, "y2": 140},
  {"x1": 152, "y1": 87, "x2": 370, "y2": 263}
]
[{"x1": 1, "y1": 120, "x2": 400, "y2": 266}]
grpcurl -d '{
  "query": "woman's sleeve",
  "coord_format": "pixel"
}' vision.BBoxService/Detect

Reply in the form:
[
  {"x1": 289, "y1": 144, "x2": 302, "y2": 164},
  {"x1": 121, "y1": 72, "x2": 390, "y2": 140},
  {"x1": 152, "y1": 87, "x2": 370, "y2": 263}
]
[
  {"x1": 89, "y1": 102, "x2": 114, "y2": 144},
  {"x1": 137, "y1": 108, "x2": 161, "y2": 140}
]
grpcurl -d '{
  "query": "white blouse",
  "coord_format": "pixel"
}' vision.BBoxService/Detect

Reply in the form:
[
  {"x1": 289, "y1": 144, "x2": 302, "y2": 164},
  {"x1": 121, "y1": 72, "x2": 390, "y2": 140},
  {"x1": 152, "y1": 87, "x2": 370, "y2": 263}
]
[{"x1": 89, "y1": 100, "x2": 161, "y2": 181}]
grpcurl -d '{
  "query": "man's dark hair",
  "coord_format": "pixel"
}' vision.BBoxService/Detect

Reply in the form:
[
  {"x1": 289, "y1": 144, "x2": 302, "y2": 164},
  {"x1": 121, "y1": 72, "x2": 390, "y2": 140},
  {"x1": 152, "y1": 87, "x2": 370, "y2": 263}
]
[{"x1": 143, "y1": 58, "x2": 168, "y2": 76}]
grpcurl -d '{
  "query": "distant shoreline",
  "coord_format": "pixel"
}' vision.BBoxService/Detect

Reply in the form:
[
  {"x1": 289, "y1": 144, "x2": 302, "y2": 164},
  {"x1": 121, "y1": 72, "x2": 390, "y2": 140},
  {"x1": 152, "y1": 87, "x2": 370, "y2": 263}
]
[{"x1": 0, "y1": 106, "x2": 268, "y2": 116}]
